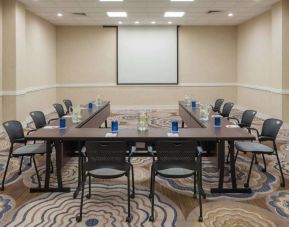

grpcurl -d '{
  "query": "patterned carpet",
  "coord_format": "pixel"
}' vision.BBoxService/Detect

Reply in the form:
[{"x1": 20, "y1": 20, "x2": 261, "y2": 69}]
[{"x1": 0, "y1": 109, "x2": 289, "y2": 226}]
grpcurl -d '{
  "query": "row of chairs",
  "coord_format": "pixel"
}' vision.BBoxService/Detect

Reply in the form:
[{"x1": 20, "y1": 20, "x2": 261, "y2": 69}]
[
  {"x1": 212, "y1": 98, "x2": 285, "y2": 188},
  {"x1": 0, "y1": 99, "x2": 73, "y2": 191},
  {"x1": 76, "y1": 140, "x2": 205, "y2": 223}
]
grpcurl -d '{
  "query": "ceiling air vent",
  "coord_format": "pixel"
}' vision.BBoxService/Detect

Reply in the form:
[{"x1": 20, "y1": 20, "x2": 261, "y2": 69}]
[
  {"x1": 207, "y1": 10, "x2": 222, "y2": 14},
  {"x1": 72, "y1": 12, "x2": 87, "y2": 16}
]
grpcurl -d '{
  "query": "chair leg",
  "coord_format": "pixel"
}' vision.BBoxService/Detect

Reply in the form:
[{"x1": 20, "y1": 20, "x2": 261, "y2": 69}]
[
  {"x1": 76, "y1": 176, "x2": 86, "y2": 222},
  {"x1": 126, "y1": 171, "x2": 132, "y2": 222},
  {"x1": 197, "y1": 170, "x2": 203, "y2": 222},
  {"x1": 244, "y1": 154, "x2": 255, "y2": 188},
  {"x1": 149, "y1": 165, "x2": 154, "y2": 199},
  {"x1": 193, "y1": 172, "x2": 197, "y2": 198},
  {"x1": 254, "y1": 155, "x2": 259, "y2": 164},
  {"x1": 234, "y1": 150, "x2": 239, "y2": 163},
  {"x1": 130, "y1": 164, "x2": 135, "y2": 198},
  {"x1": 50, "y1": 160, "x2": 54, "y2": 174},
  {"x1": 28, "y1": 156, "x2": 32, "y2": 166},
  {"x1": 1, "y1": 155, "x2": 12, "y2": 191},
  {"x1": 149, "y1": 173, "x2": 155, "y2": 222},
  {"x1": 226, "y1": 149, "x2": 230, "y2": 164},
  {"x1": 32, "y1": 156, "x2": 41, "y2": 188},
  {"x1": 275, "y1": 151, "x2": 285, "y2": 187},
  {"x1": 18, "y1": 156, "x2": 24, "y2": 175},
  {"x1": 261, "y1": 154, "x2": 267, "y2": 172},
  {"x1": 86, "y1": 175, "x2": 91, "y2": 199}
]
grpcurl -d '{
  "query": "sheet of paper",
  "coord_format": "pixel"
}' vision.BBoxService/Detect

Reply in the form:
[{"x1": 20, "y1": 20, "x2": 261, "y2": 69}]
[
  {"x1": 167, "y1": 132, "x2": 179, "y2": 137},
  {"x1": 44, "y1": 126, "x2": 59, "y2": 129},
  {"x1": 105, "y1": 132, "x2": 118, "y2": 137},
  {"x1": 63, "y1": 115, "x2": 72, "y2": 118},
  {"x1": 225, "y1": 124, "x2": 240, "y2": 128}
]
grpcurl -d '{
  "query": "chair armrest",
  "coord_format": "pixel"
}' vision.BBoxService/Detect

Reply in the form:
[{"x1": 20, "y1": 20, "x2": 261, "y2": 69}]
[
  {"x1": 247, "y1": 127, "x2": 260, "y2": 137},
  {"x1": 48, "y1": 118, "x2": 58, "y2": 124},
  {"x1": 227, "y1": 116, "x2": 240, "y2": 124},
  {"x1": 27, "y1": 129, "x2": 37, "y2": 135},
  {"x1": 197, "y1": 146, "x2": 206, "y2": 156}
]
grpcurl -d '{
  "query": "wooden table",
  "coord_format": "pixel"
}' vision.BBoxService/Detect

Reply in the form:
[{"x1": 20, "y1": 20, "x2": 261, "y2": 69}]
[
  {"x1": 27, "y1": 101, "x2": 110, "y2": 193},
  {"x1": 179, "y1": 101, "x2": 255, "y2": 193}
]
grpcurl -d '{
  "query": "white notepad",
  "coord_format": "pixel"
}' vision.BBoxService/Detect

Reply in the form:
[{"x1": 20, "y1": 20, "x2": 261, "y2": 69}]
[
  {"x1": 226, "y1": 125, "x2": 240, "y2": 128},
  {"x1": 105, "y1": 132, "x2": 118, "y2": 137},
  {"x1": 167, "y1": 132, "x2": 179, "y2": 137},
  {"x1": 44, "y1": 126, "x2": 59, "y2": 129}
]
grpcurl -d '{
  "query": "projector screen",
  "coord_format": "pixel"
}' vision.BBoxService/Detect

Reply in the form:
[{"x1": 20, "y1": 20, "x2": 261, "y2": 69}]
[{"x1": 117, "y1": 26, "x2": 178, "y2": 84}]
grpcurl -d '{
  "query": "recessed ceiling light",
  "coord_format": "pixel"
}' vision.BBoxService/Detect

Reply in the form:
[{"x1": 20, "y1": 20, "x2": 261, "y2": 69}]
[
  {"x1": 170, "y1": 0, "x2": 195, "y2": 2},
  {"x1": 107, "y1": 12, "x2": 127, "y2": 17},
  {"x1": 164, "y1": 12, "x2": 185, "y2": 17},
  {"x1": 168, "y1": 21, "x2": 173, "y2": 24},
  {"x1": 100, "y1": 0, "x2": 123, "y2": 1},
  {"x1": 228, "y1": 13, "x2": 234, "y2": 17},
  {"x1": 57, "y1": 13, "x2": 63, "y2": 17},
  {"x1": 135, "y1": 21, "x2": 140, "y2": 24},
  {"x1": 151, "y1": 21, "x2": 156, "y2": 24},
  {"x1": 118, "y1": 21, "x2": 123, "y2": 24}
]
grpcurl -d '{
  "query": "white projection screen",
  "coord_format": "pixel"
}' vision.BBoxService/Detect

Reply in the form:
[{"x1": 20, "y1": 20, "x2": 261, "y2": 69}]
[{"x1": 117, "y1": 26, "x2": 178, "y2": 84}]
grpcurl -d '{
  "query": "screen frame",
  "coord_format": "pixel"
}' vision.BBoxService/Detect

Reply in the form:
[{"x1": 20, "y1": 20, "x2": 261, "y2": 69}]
[{"x1": 116, "y1": 26, "x2": 179, "y2": 85}]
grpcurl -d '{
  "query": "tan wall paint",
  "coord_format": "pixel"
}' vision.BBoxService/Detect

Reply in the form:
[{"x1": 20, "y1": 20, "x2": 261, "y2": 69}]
[
  {"x1": 179, "y1": 26, "x2": 237, "y2": 83},
  {"x1": 1, "y1": 3, "x2": 57, "y2": 124},
  {"x1": 0, "y1": 0, "x2": 3, "y2": 123},
  {"x1": 56, "y1": 26, "x2": 237, "y2": 105},
  {"x1": 237, "y1": 3, "x2": 286, "y2": 119}
]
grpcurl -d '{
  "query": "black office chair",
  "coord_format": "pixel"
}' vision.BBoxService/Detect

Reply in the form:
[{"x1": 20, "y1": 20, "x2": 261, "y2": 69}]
[
  {"x1": 235, "y1": 118, "x2": 285, "y2": 187},
  {"x1": 226, "y1": 110, "x2": 257, "y2": 163},
  {"x1": 76, "y1": 141, "x2": 135, "y2": 223},
  {"x1": 29, "y1": 111, "x2": 54, "y2": 172},
  {"x1": 149, "y1": 141, "x2": 204, "y2": 222},
  {"x1": 53, "y1": 103, "x2": 66, "y2": 118},
  {"x1": 220, "y1": 102, "x2": 234, "y2": 118},
  {"x1": 63, "y1": 99, "x2": 73, "y2": 114},
  {"x1": 1, "y1": 121, "x2": 45, "y2": 190},
  {"x1": 211, "y1": 98, "x2": 224, "y2": 113}
]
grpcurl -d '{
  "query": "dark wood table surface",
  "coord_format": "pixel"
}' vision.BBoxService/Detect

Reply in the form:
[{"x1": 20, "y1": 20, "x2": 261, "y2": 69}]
[
  {"x1": 179, "y1": 101, "x2": 255, "y2": 193},
  {"x1": 26, "y1": 100, "x2": 255, "y2": 195}
]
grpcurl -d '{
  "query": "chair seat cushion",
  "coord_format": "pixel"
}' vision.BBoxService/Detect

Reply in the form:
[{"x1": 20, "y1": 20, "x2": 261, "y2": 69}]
[
  {"x1": 88, "y1": 168, "x2": 127, "y2": 178},
  {"x1": 235, "y1": 142, "x2": 273, "y2": 153},
  {"x1": 12, "y1": 143, "x2": 46, "y2": 156},
  {"x1": 157, "y1": 168, "x2": 194, "y2": 177}
]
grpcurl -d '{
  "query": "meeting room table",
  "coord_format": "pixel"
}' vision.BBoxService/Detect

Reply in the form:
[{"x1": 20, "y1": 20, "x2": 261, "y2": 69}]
[{"x1": 26, "y1": 101, "x2": 255, "y2": 196}]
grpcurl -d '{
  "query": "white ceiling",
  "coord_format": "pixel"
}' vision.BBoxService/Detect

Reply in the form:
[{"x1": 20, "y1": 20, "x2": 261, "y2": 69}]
[{"x1": 18, "y1": 0, "x2": 280, "y2": 26}]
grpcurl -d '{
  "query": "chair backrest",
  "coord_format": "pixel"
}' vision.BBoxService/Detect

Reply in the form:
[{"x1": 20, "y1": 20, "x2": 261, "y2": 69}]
[
  {"x1": 261, "y1": 118, "x2": 283, "y2": 140},
  {"x1": 84, "y1": 141, "x2": 128, "y2": 170},
  {"x1": 53, "y1": 103, "x2": 65, "y2": 118},
  {"x1": 63, "y1": 99, "x2": 73, "y2": 113},
  {"x1": 2, "y1": 120, "x2": 24, "y2": 143},
  {"x1": 155, "y1": 141, "x2": 198, "y2": 162},
  {"x1": 240, "y1": 110, "x2": 257, "y2": 127},
  {"x1": 30, "y1": 111, "x2": 47, "y2": 129},
  {"x1": 213, "y1": 99, "x2": 224, "y2": 113},
  {"x1": 221, "y1": 102, "x2": 234, "y2": 117}
]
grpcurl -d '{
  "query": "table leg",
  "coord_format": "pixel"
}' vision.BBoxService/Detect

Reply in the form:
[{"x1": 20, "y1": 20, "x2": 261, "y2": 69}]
[
  {"x1": 73, "y1": 142, "x2": 83, "y2": 199},
  {"x1": 211, "y1": 140, "x2": 252, "y2": 194},
  {"x1": 30, "y1": 139, "x2": 70, "y2": 193}
]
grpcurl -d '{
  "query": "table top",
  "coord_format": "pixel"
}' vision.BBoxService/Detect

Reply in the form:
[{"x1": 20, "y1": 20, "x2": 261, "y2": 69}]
[{"x1": 26, "y1": 101, "x2": 255, "y2": 141}]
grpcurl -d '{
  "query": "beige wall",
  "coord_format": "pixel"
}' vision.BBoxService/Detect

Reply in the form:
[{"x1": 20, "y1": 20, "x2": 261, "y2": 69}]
[
  {"x1": 0, "y1": 2, "x2": 56, "y2": 123},
  {"x1": 236, "y1": 2, "x2": 288, "y2": 119},
  {"x1": 56, "y1": 26, "x2": 237, "y2": 106},
  {"x1": 0, "y1": 0, "x2": 3, "y2": 123}
]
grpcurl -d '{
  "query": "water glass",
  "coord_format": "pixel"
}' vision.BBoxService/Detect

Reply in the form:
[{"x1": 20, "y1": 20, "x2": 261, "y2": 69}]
[
  {"x1": 172, "y1": 121, "x2": 179, "y2": 133},
  {"x1": 59, "y1": 118, "x2": 66, "y2": 129},
  {"x1": 111, "y1": 120, "x2": 118, "y2": 133},
  {"x1": 88, "y1": 102, "x2": 93, "y2": 110},
  {"x1": 213, "y1": 115, "x2": 222, "y2": 128},
  {"x1": 191, "y1": 100, "x2": 197, "y2": 108}
]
